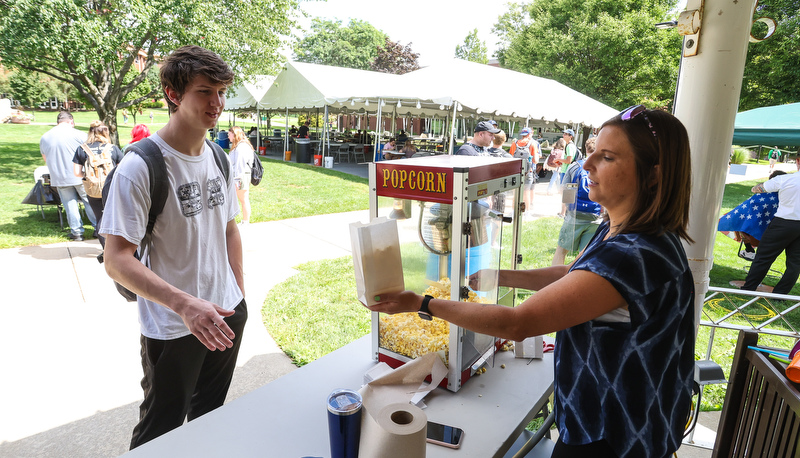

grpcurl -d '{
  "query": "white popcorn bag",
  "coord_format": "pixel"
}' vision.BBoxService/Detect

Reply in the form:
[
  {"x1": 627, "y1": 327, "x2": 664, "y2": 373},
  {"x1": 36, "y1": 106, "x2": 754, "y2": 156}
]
[{"x1": 350, "y1": 217, "x2": 405, "y2": 306}]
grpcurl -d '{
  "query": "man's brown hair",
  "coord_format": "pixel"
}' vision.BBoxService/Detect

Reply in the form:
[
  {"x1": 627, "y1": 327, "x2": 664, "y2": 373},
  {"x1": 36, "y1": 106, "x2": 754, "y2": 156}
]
[{"x1": 160, "y1": 46, "x2": 235, "y2": 114}]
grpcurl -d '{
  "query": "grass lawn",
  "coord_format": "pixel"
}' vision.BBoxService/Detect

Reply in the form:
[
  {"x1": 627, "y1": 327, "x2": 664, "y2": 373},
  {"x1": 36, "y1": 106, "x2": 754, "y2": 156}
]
[{"x1": 0, "y1": 113, "x2": 368, "y2": 248}]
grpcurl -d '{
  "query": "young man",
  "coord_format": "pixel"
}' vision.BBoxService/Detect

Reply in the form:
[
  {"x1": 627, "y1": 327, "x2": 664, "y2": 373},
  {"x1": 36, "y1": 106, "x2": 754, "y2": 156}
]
[
  {"x1": 39, "y1": 111, "x2": 97, "y2": 240},
  {"x1": 101, "y1": 45, "x2": 246, "y2": 448},
  {"x1": 509, "y1": 127, "x2": 541, "y2": 215},
  {"x1": 454, "y1": 121, "x2": 500, "y2": 156}
]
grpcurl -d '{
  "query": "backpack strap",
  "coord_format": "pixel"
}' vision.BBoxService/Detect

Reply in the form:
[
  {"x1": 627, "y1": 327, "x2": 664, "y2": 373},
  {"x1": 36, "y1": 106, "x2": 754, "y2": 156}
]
[
  {"x1": 205, "y1": 139, "x2": 231, "y2": 185},
  {"x1": 118, "y1": 138, "x2": 168, "y2": 236}
]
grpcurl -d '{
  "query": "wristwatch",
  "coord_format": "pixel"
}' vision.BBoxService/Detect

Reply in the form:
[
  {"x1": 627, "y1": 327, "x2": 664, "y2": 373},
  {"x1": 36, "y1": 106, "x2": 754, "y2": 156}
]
[{"x1": 418, "y1": 295, "x2": 434, "y2": 321}]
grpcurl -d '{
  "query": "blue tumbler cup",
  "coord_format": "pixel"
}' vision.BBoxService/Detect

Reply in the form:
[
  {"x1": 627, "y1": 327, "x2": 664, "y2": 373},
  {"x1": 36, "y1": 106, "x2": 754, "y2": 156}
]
[{"x1": 327, "y1": 388, "x2": 362, "y2": 458}]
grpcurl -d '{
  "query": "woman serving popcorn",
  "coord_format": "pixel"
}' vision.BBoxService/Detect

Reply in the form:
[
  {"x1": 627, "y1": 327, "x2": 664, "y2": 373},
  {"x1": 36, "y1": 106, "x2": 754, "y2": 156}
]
[{"x1": 367, "y1": 107, "x2": 696, "y2": 458}]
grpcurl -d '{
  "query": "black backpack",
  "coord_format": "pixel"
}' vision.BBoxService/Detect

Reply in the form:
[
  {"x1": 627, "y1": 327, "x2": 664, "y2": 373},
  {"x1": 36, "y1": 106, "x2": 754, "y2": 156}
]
[
  {"x1": 101, "y1": 138, "x2": 230, "y2": 302},
  {"x1": 251, "y1": 155, "x2": 263, "y2": 186}
]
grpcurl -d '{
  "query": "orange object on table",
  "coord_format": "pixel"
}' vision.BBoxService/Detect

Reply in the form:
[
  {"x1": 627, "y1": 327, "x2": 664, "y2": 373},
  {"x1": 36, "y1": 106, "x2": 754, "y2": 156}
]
[{"x1": 786, "y1": 351, "x2": 800, "y2": 383}]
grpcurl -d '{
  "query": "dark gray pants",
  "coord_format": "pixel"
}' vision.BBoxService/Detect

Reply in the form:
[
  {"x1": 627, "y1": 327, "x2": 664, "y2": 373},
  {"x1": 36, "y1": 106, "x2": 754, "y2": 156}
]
[
  {"x1": 130, "y1": 300, "x2": 247, "y2": 449},
  {"x1": 742, "y1": 217, "x2": 800, "y2": 295}
]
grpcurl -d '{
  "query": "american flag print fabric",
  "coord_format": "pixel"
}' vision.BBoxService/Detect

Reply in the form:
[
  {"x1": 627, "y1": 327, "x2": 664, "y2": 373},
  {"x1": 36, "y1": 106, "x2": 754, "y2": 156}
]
[{"x1": 717, "y1": 192, "x2": 780, "y2": 241}]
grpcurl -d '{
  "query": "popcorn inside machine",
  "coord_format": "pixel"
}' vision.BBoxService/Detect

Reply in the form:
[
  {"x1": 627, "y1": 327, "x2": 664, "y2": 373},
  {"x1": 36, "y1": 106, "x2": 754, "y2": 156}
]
[{"x1": 368, "y1": 155, "x2": 524, "y2": 392}]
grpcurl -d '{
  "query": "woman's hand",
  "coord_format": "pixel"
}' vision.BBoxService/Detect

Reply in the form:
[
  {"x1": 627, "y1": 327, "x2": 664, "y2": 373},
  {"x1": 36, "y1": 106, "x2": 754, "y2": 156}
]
[
  {"x1": 469, "y1": 269, "x2": 499, "y2": 291},
  {"x1": 365, "y1": 290, "x2": 422, "y2": 315}
]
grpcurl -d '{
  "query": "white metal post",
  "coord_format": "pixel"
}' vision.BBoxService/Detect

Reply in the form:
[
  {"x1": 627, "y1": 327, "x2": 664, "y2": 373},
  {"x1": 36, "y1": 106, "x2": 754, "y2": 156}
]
[{"x1": 673, "y1": 0, "x2": 757, "y2": 324}]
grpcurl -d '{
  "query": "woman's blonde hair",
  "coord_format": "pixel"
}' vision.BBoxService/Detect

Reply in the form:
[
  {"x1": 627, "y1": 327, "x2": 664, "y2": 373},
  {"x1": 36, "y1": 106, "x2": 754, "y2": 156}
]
[
  {"x1": 228, "y1": 126, "x2": 251, "y2": 149},
  {"x1": 493, "y1": 130, "x2": 507, "y2": 146},
  {"x1": 87, "y1": 120, "x2": 111, "y2": 144}
]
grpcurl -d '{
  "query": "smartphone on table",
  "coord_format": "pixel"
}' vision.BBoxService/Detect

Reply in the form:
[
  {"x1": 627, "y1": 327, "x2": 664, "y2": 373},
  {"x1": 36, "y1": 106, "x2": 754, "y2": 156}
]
[{"x1": 426, "y1": 421, "x2": 465, "y2": 449}]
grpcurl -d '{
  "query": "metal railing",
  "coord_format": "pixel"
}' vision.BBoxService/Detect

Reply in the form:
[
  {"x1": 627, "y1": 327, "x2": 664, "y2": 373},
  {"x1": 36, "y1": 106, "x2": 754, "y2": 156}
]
[{"x1": 700, "y1": 287, "x2": 800, "y2": 360}]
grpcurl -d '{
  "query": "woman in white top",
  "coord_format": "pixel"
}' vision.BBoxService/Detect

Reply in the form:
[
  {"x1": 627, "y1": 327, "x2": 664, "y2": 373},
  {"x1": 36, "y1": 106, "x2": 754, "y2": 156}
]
[{"x1": 227, "y1": 126, "x2": 254, "y2": 224}]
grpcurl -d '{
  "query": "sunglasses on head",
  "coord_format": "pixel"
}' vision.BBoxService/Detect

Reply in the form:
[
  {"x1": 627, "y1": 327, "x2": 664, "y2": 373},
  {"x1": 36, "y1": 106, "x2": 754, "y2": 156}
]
[{"x1": 620, "y1": 105, "x2": 657, "y2": 138}]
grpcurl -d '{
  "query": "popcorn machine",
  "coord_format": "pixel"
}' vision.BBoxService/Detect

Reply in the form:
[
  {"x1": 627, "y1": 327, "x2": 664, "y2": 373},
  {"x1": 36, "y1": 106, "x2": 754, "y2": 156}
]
[{"x1": 368, "y1": 155, "x2": 524, "y2": 392}]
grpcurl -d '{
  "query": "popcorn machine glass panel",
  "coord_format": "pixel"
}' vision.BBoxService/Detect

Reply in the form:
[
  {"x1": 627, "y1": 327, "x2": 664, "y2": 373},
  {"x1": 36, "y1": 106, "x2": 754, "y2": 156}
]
[{"x1": 369, "y1": 156, "x2": 523, "y2": 392}]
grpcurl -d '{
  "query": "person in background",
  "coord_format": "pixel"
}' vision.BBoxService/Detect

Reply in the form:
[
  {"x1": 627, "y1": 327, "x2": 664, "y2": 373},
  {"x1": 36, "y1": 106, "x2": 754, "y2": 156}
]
[
  {"x1": 289, "y1": 125, "x2": 298, "y2": 136},
  {"x1": 40, "y1": 111, "x2": 97, "y2": 241},
  {"x1": 298, "y1": 120, "x2": 310, "y2": 138},
  {"x1": 718, "y1": 169, "x2": 786, "y2": 261},
  {"x1": 123, "y1": 124, "x2": 152, "y2": 153},
  {"x1": 102, "y1": 45, "x2": 246, "y2": 449},
  {"x1": 399, "y1": 140, "x2": 418, "y2": 159},
  {"x1": 72, "y1": 120, "x2": 124, "y2": 252},
  {"x1": 768, "y1": 147, "x2": 781, "y2": 172},
  {"x1": 227, "y1": 126, "x2": 255, "y2": 225},
  {"x1": 454, "y1": 121, "x2": 499, "y2": 156},
  {"x1": 510, "y1": 127, "x2": 541, "y2": 216},
  {"x1": 369, "y1": 106, "x2": 696, "y2": 458},
  {"x1": 488, "y1": 130, "x2": 511, "y2": 158},
  {"x1": 396, "y1": 129, "x2": 408, "y2": 145},
  {"x1": 741, "y1": 168, "x2": 800, "y2": 295},
  {"x1": 545, "y1": 138, "x2": 567, "y2": 196},
  {"x1": 122, "y1": 109, "x2": 129, "y2": 124},
  {"x1": 552, "y1": 136, "x2": 602, "y2": 265},
  {"x1": 558, "y1": 129, "x2": 577, "y2": 183},
  {"x1": 383, "y1": 138, "x2": 397, "y2": 152}
]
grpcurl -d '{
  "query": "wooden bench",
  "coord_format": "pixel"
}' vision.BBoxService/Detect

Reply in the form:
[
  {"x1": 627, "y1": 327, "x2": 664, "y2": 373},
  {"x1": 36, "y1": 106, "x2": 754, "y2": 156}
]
[{"x1": 712, "y1": 330, "x2": 800, "y2": 457}]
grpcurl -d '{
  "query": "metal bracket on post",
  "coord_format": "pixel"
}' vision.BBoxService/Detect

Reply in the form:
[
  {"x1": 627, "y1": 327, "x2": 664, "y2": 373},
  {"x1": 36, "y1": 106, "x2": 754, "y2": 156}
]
[{"x1": 679, "y1": 3, "x2": 703, "y2": 57}]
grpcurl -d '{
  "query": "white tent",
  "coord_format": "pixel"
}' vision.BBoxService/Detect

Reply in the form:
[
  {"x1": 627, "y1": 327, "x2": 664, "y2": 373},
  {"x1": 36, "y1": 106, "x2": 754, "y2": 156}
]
[
  {"x1": 258, "y1": 60, "x2": 617, "y2": 127},
  {"x1": 226, "y1": 75, "x2": 273, "y2": 110},
  {"x1": 400, "y1": 59, "x2": 618, "y2": 128}
]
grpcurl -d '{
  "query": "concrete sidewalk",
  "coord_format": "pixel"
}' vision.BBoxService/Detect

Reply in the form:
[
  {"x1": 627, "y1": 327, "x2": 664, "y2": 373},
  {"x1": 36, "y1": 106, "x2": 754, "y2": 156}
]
[
  {"x1": 0, "y1": 160, "x2": 790, "y2": 457},
  {"x1": 0, "y1": 210, "x2": 370, "y2": 457}
]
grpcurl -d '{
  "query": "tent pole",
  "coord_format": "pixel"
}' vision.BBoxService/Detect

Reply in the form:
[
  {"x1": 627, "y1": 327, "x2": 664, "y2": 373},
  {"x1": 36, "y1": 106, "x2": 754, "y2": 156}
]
[
  {"x1": 375, "y1": 99, "x2": 383, "y2": 162},
  {"x1": 284, "y1": 108, "x2": 289, "y2": 161},
  {"x1": 448, "y1": 102, "x2": 457, "y2": 155},
  {"x1": 323, "y1": 105, "x2": 329, "y2": 159}
]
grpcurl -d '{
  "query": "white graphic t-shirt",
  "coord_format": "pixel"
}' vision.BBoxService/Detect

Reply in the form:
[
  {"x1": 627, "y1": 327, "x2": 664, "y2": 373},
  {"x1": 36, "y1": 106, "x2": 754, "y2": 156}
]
[{"x1": 100, "y1": 133, "x2": 242, "y2": 339}]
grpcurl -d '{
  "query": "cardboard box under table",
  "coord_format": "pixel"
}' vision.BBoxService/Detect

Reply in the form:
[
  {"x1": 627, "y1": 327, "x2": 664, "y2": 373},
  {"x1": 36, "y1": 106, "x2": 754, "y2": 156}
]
[{"x1": 368, "y1": 155, "x2": 525, "y2": 392}]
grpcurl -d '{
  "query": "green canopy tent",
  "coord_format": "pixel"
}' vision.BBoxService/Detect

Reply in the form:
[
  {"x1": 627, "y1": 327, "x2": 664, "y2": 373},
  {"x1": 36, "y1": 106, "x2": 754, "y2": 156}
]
[{"x1": 732, "y1": 102, "x2": 800, "y2": 147}]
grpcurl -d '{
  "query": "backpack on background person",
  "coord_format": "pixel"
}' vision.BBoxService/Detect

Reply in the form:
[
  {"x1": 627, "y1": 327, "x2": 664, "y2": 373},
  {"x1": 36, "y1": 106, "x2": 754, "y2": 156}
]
[
  {"x1": 251, "y1": 155, "x2": 264, "y2": 186},
  {"x1": 81, "y1": 143, "x2": 114, "y2": 198}
]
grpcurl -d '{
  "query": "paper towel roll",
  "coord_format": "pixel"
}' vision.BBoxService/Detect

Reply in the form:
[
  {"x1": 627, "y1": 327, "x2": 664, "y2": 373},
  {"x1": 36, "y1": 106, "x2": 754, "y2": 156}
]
[{"x1": 358, "y1": 402, "x2": 427, "y2": 458}]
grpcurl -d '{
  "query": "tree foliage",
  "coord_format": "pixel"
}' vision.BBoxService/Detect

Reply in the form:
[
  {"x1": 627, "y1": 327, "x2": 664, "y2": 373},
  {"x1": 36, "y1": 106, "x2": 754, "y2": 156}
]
[
  {"x1": 8, "y1": 69, "x2": 55, "y2": 108},
  {"x1": 293, "y1": 18, "x2": 387, "y2": 70},
  {"x1": 0, "y1": 0, "x2": 299, "y2": 144},
  {"x1": 455, "y1": 28, "x2": 489, "y2": 64},
  {"x1": 370, "y1": 38, "x2": 420, "y2": 75},
  {"x1": 494, "y1": 0, "x2": 682, "y2": 110},
  {"x1": 739, "y1": 0, "x2": 800, "y2": 111}
]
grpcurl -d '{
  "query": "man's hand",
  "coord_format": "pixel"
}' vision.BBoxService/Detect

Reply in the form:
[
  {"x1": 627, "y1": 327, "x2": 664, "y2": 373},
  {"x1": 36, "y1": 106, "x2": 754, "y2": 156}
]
[
  {"x1": 752, "y1": 183, "x2": 766, "y2": 194},
  {"x1": 175, "y1": 298, "x2": 237, "y2": 351}
]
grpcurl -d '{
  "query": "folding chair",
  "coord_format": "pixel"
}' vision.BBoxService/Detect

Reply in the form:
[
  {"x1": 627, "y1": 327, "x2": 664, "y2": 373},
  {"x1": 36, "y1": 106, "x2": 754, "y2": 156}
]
[
  {"x1": 352, "y1": 144, "x2": 366, "y2": 163},
  {"x1": 335, "y1": 143, "x2": 350, "y2": 163}
]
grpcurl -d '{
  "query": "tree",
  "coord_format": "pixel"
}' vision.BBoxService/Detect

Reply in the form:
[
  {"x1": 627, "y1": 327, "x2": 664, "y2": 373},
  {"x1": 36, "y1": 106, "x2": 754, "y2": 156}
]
[
  {"x1": 0, "y1": 0, "x2": 300, "y2": 144},
  {"x1": 494, "y1": 0, "x2": 683, "y2": 110},
  {"x1": 370, "y1": 38, "x2": 420, "y2": 75},
  {"x1": 293, "y1": 19, "x2": 387, "y2": 70},
  {"x1": 738, "y1": 0, "x2": 800, "y2": 111},
  {"x1": 455, "y1": 29, "x2": 489, "y2": 64},
  {"x1": 8, "y1": 69, "x2": 54, "y2": 108},
  {"x1": 122, "y1": 66, "x2": 161, "y2": 124}
]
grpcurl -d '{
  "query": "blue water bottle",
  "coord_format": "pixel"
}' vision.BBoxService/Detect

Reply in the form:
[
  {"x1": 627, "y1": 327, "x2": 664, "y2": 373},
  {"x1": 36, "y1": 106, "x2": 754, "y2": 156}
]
[{"x1": 327, "y1": 388, "x2": 362, "y2": 458}]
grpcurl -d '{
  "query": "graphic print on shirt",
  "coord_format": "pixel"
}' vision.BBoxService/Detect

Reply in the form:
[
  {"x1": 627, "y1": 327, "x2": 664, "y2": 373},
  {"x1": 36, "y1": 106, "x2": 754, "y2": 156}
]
[
  {"x1": 207, "y1": 176, "x2": 226, "y2": 208},
  {"x1": 179, "y1": 181, "x2": 203, "y2": 217}
]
